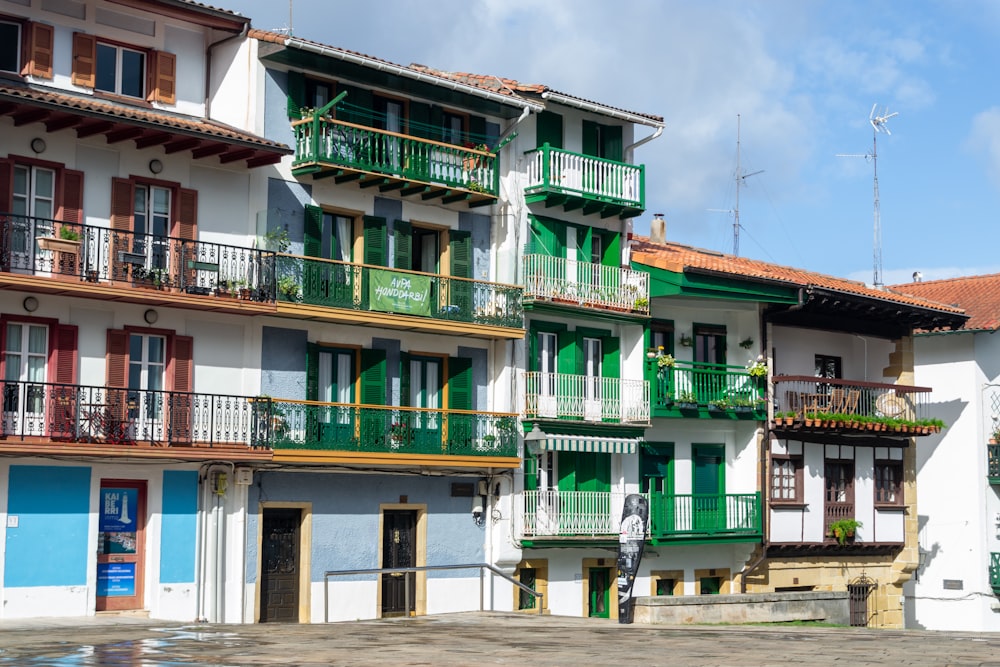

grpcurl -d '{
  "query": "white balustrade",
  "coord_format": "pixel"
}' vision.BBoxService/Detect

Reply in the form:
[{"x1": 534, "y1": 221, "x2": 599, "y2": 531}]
[
  {"x1": 522, "y1": 254, "x2": 649, "y2": 314},
  {"x1": 523, "y1": 372, "x2": 650, "y2": 424}
]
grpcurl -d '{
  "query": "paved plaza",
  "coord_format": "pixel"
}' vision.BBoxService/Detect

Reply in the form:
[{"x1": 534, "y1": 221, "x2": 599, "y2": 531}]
[{"x1": 0, "y1": 613, "x2": 999, "y2": 666}]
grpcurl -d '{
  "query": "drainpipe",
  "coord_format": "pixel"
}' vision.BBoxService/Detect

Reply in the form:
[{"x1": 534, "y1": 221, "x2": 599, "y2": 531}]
[{"x1": 205, "y1": 23, "x2": 250, "y2": 120}]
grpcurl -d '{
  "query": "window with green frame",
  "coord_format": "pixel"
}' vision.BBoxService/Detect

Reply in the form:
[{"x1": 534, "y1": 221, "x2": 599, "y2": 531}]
[
  {"x1": 527, "y1": 216, "x2": 621, "y2": 268},
  {"x1": 528, "y1": 323, "x2": 620, "y2": 381},
  {"x1": 582, "y1": 120, "x2": 623, "y2": 161}
]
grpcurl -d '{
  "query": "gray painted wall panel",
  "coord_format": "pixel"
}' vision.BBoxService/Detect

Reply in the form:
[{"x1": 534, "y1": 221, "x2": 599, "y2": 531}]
[
  {"x1": 457, "y1": 345, "x2": 487, "y2": 410},
  {"x1": 266, "y1": 178, "x2": 311, "y2": 256},
  {"x1": 459, "y1": 212, "x2": 490, "y2": 280},
  {"x1": 264, "y1": 69, "x2": 295, "y2": 148},
  {"x1": 261, "y1": 326, "x2": 307, "y2": 399}
]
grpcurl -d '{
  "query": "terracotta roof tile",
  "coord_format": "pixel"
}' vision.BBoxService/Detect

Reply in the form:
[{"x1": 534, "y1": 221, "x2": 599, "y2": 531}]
[
  {"x1": 631, "y1": 237, "x2": 966, "y2": 316},
  {"x1": 0, "y1": 81, "x2": 289, "y2": 153},
  {"x1": 888, "y1": 274, "x2": 1000, "y2": 331}
]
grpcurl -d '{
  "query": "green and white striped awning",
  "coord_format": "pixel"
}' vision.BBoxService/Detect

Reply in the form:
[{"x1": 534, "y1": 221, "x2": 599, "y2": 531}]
[{"x1": 538, "y1": 434, "x2": 640, "y2": 454}]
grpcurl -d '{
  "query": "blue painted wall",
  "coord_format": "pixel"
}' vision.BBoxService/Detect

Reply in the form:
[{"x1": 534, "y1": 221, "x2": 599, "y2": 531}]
[
  {"x1": 246, "y1": 472, "x2": 483, "y2": 582},
  {"x1": 266, "y1": 178, "x2": 311, "y2": 256},
  {"x1": 263, "y1": 68, "x2": 295, "y2": 148},
  {"x1": 160, "y1": 470, "x2": 198, "y2": 584},
  {"x1": 5, "y1": 465, "x2": 90, "y2": 587},
  {"x1": 261, "y1": 326, "x2": 308, "y2": 400}
]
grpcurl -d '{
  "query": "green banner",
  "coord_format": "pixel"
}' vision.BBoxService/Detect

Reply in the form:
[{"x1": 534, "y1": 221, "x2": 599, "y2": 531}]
[{"x1": 369, "y1": 269, "x2": 432, "y2": 316}]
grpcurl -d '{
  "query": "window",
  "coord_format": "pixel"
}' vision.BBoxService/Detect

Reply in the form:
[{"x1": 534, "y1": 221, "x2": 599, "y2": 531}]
[
  {"x1": 3, "y1": 322, "x2": 47, "y2": 421},
  {"x1": 72, "y1": 33, "x2": 175, "y2": 104},
  {"x1": 875, "y1": 461, "x2": 903, "y2": 505},
  {"x1": 695, "y1": 324, "x2": 727, "y2": 365},
  {"x1": 110, "y1": 178, "x2": 197, "y2": 283},
  {"x1": 133, "y1": 184, "x2": 171, "y2": 270},
  {"x1": 0, "y1": 20, "x2": 20, "y2": 73},
  {"x1": 771, "y1": 455, "x2": 802, "y2": 503},
  {"x1": 441, "y1": 111, "x2": 465, "y2": 146},
  {"x1": 815, "y1": 354, "x2": 842, "y2": 379},
  {"x1": 128, "y1": 333, "x2": 165, "y2": 420}
]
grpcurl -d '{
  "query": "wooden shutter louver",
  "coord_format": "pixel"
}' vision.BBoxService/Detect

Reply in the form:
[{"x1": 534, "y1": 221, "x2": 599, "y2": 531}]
[
  {"x1": 169, "y1": 335, "x2": 193, "y2": 443},
  {"x1": 59, "y1": 170, "x2": 85, "y2": 224},
  {"x1": 26, "y1": 23, "x2": 54, "y2": 79},
  {"x1": 71, "y1": 32, "x2": 96, "y2": 88},
  {"x1": 152, "y1": 51, "x2": 176, "y2": 104},
  {"x1": 110, "y1": 178, "x2": 134, "y2": 282},
  {"x1": 49, "y1": 324, "x2": 78, "y2": 439},
  {"x1": 105, "y1": 328, "x2": 130, "y2": 430}
]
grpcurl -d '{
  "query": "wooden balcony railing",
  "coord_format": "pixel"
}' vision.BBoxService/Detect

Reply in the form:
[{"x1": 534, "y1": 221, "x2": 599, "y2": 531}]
[
  {"x1": 989, "y1": 444, "x2": 1000, "y2": 483},
  {"x1": 772, "y1": 376, "x2": 939, "y2": 435},
  {"x1": 276, "y1": 255, "x2": 524, "y2": 329},
  {"x1": 991, "y1": 552, "x2": 1000, "y2": 595},
  {"x1": 522, "y1": 254, "x2": 649, "y2": 315},
  {"x1": 264, "y1": 400, "x2": 518, "y2": 457},
  {"x1": 524, "y1": 144, "x2": 644, "y2": 211},
  {"x1": 647, "y1": 492, "x2": 762, "y2": 540},
  {"x1": 0, "y1": 214, "x2": 275, "y2": 300},
  {"x1": 523, "y1": 372, "x2": 649, "y2": 424},
  {"x1": 0, "y1": 379, "x2": 263, "y2": 448},
  {"x1": 651, "y1": 360, "x2": 766, "y2": 418},
  {"x1": 520, "y1": 490, "x2": 761, "y2": 540},
  {"x1": 292, "y1": 114, "x2": 498, "y2": 197}
]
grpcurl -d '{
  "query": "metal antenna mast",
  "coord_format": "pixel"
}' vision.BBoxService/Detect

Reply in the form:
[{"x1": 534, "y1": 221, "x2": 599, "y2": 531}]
[
  {"x1": 710, "y1": 114, "x2": 762, "y2": 256},
  {"x1": 837, "y1": 104, "x2": 897, "y2": 288}
]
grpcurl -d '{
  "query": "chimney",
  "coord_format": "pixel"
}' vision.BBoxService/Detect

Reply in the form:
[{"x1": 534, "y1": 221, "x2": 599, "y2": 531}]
[
  {"x1": 912, "y1": 271, "x2": 922, "y2": 283},
  {"x1": 650, "y1": 213, "x2": 666, "y2": 244}
]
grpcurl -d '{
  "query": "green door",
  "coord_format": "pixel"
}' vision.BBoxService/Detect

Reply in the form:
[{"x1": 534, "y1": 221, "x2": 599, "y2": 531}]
[
  {"x1": 693, "y1": 444, "x2": 725, "y2": 532},
  {"x1": 588, "y1": 567, "x2": 611, "y2": 618},
  {"x1": 642, "y1": 443, "x2": 674, "y2": 534},
  {"x1": 403, "y1": 355, "x2": 442, "y2": 449}
]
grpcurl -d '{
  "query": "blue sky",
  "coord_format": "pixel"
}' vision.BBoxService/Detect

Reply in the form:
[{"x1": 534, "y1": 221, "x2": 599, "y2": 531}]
[{"x1": 215, "y1": 0, "x2": 1000, "y2": 286}]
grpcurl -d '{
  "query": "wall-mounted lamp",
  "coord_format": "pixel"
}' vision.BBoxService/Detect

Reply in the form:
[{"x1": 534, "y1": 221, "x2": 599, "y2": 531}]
[
  {"x1": 22, "y1": 296, "x2": 39, "y2": 312},
  {"x1": 472, "y1": 479, "x2": 488, "y2": 526},
  {"x1": 646, "y1": 348, "x2": 657, "y2": 360},
  {"x1": 143, "y1": 308, "x2": 158, "y2": 324},
  {"x1": 148, "y1": 159, "x2": 164, "y2": 174},
  {"x1": 30, "y1": 138, "x2": 46, "y2": 154},
  {"x1": 524, "y1": 424, "x2": 547, "y2": 456}
]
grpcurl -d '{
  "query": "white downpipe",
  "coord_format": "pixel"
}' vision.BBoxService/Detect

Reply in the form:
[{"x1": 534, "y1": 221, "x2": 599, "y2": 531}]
[
  {"x1": 215, "y1": 488, "x2": 225, "y2": 622},
  {"x1": 195, "y1": 465, "x2": 211, "y2": 622}
]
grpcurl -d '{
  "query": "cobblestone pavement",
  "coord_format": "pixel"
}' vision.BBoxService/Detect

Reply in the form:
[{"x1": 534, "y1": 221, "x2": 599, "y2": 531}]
[{"x1": 1, "y1": 613, "x2": 999, "y2": 666}]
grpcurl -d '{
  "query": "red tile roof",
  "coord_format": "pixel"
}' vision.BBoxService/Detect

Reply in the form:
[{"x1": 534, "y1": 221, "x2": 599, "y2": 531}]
[
  {"x1": 889, "y1": 274, "x2": 1000, "y2": 331},
  {"x1": 631, "y1": 237, "x2": 966, "y2": 317}
]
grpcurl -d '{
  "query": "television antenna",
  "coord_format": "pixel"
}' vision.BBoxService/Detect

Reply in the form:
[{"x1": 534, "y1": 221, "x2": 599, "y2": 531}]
[
  {"x1": 710, "y1": 114, "x2": 763, "y2": 256},
  {"x1": 837, "y1": 104, "x2": 897, "y2": 288}
]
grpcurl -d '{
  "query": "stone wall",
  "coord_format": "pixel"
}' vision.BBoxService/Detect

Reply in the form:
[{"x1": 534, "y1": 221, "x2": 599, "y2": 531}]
[{"x1": 633, "y1": 591, "x2": 850, "y2": 626}]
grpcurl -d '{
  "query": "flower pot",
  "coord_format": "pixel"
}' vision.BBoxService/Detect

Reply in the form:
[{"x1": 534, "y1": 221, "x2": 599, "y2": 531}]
[{"x1": 37, "y1": 237, "x2": 81, "y2": 254}]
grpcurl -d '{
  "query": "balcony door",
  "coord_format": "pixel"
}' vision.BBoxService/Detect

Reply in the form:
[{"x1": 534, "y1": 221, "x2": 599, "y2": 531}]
[
  {"x1": 132, "y1": 185, "x2": 170, "y2": 272},
  {"x1": 694, "y1": 325, "x2": 727, "y2": 403},
  {"x1": 304, "y1": 207, "x2": 354, "y2": 306},
  {"x1": 2, "y1": 323, "x2": 47, "y2": 436},
  {"x1": 373, "y1": 95, "x2": 403, "y2": 172},
  {"x1": 693, "y1": 444, "x2": 725, "y2": 532},
  {"x1": 537, "y1": 331, "x2": 558, "y2": 418},
  {"x1": 583, "y1": 336, "x2": 602, "y2": 421},
  {"x1": 10, "y1": 164, "x2": 55, "y2": 273},
  {"x1": 824, "y1": 459, "x2": 854, "y2": 539},
  {"x1": 318, "y1": 348, "x2": 355, "y2": 445},
  {"x1": 128, "y1": 333, "x2": 165, "y2": 441},
  {"x1": 405, "y1": 355, "x2": 441, "y2": 448}
]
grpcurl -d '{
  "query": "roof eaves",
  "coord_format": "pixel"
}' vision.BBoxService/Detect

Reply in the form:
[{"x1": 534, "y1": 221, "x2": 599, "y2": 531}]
[{"x1": 541, "y1": 90, "x2": 664, "y2": 127}]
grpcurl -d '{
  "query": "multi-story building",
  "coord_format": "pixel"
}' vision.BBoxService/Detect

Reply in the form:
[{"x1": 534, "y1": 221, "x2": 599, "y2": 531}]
[
  {"x1": 628, "y1": 233, "x2": 965, "y2": 628},
  {"x1": 889, "y1": 274, "x2": 1000, "y2": 631},
  {"x1": 0, "y1": 0, "x2": 289, "y2": 620}
]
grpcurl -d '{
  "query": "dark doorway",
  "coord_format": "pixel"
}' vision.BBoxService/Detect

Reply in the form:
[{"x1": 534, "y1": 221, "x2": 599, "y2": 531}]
[
  {"x1": 382, "y1": 509, "x2": 417, "y2": 617},
  {"x1": 588, "y1": 567, "x2": 611, "y2": 618},
  {"x1": 260, "y1": 508, "x2": 301, "y2": 623},
  {"x1": 848, "y1": 575, "x2": 877, "y2": 627}
]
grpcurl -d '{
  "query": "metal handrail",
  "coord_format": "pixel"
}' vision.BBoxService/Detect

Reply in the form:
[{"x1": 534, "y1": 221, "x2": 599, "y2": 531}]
[{"x1": 322, "y1": 563, "x2": 544, "y2": 622}]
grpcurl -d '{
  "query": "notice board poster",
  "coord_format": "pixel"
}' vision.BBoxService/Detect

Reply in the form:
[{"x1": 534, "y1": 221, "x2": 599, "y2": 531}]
[
  {"x1": 97, "y1": 562, "x2": 136, "y2": 597},
  {"x1": 98, "y1": 487, "x2": 138, "y2": 555}
]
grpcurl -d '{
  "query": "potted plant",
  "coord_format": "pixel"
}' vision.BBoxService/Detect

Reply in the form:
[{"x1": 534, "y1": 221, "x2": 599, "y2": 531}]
[
  {"x1": 633, "y1": 296, "x2": 649, "y2": 310},
  {"x1": 829, "y1": 518, "x2": 862, "y2": 545},
  {"x1": 654, "y1": 347, "x2": 675, "y2": 378},
  {"x1": 678, "y1": 334, "x2": 693, "y2": 348},
  {"x1": 746, "y1": 356, "x2": 767, "y2": 386},
  {"x1": 708, "y1": 398, "x2": 730, "y2": 413},
  {"x1": 277, "y1": 276, "x2": 301, "y2": 302},
  {"x1": 676, "y1": 390, "x2": 698, "y2": 411},
  {"x1": 739, "y1": 336, "x2": 754, "y2": 349},
  {"x1": 38, "y1": 225, "x2": 82, "y2": 254}
]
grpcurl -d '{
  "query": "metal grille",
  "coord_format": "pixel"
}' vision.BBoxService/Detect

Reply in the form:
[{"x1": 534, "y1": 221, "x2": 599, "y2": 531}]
[{"x1": 848, "y1": 575, "x2": 877, "y2": 627}]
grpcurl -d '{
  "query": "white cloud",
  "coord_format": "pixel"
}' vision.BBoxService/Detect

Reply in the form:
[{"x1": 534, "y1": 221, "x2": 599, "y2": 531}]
[{"x1": 967, "y1": 108, "x2": 1000, "y2": 188}]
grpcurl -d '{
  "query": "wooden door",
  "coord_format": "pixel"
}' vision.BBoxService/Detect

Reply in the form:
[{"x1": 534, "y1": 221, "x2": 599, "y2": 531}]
[
  {"x1": 96, "y1": 480, "x2": 146, "y2": 611},
  {"x1": 381, "y1": 509, "x2": 416, "y2": 617},
  {"x1": 260, "y1": 508, "x2": 301, "y2": 622}
]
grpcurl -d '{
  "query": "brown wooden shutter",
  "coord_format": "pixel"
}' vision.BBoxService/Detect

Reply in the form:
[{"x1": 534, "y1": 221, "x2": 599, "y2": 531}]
[
  {"x1": 0, "y1": 158, "x2": 12, "y2": 215},
  {"x1": 110, "y1": 178, "x2": 134, "y2": 282},
  {"x1": 175, "y1": 188, "x2": 197, "y2": 240},
  {"x1": 25, "y1": 23, "x2": 54, "y2": 79},
  {"x1": 169, "y1": 335, "x2": 193, "y2": 443},
  {"x1": 151, "y1": 51, "x2": 176, "y2": 105},
  {"x1": 59, "y1": 170, "x2": 85, "y2": 224},
  {"x1": 49, "y1": 324, "x2": 78, "y2": 439},
  {"x1": 71, "y1": 33, "x2": 96, "y2": 88},
  {"x1": 106, "y1": 329, "x2": 129, "y2": 388}
]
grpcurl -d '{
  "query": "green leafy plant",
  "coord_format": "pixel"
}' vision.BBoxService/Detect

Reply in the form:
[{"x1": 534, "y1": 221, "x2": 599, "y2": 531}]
[
  {"x1": 746, "y1": 355, "x2": 767, "y2": 378},
  {"x1": 829, "y1": 518, "x2": 862, "y2": 545},
  {"x1": 59, "y1": 226, "x2": 81, "y2": 241},
  {"x1": 277, "y1": 275, "x2": 300, "y2": 302},
  {"x1": 634, "y1": 296, "x2": 649, "y2": 309},
  {"x1": 677, "y1": 390, "x2": 697, "y2": 405},
  {"x1": 738, "y1": 336, "x2": 754, "y2": 349},
  {"x1": 708, "y1": 398, "x2": 731, "y2": 410},
  {"x1": 264, "y1": 227, "x2": 291, "y2": 253}
]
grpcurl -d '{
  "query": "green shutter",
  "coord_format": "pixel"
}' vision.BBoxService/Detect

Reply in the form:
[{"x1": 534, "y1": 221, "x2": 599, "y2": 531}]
[
  {"x1": 602, "y1": 231, "x2": 620, "y2": 268},
  {"x1": 305, "y1": 342, "x2": 319, "y2": 401},
  {"x1": 693, "y1": 445, "x2": 724, "y2": 495},
  {"x1": 360, "y1": 348, "x2": 386, "y2": 405},
  {"x1": 393, "y1": 219, "x2": 412, "y2": 270},
  {"x1": 340, "y1": 84, "x2": 372, "y2": 126},
  {"x1": 469, "y1": 114, "x2": 487, "y2": 146},
  {"x1": 449, "y1": 229, "x2": 472, "y2": 278},
  {"x1": 582, "y1": 120, "x2": 599, "y2": 157},
  {"x1": 557, "y1": 330, "x2": 576, "y2": 376},
  {"x1": 575, "y1": 454, "x2": 610, "y2": 493},
  {"x1": 286, "y1": 70, "x2": 305, "y2": 119},
  {"x1": 536, "y1": 111, "x2": 563, "y2": 149},
  {"x1": 428, "y1": 105, "x2": 444, "y2": 142},
  {"x1": 524, "y1": 455, "x2": 538, "y2": 491},
  {"x1": 577, "y1": 225, "x2": 590, "y2": 262},
  {"x1": 363, "y1": 215, "x2": 387, "y2": 266},
  {"x1": 304, "y1": 205, "x2": 322, "y2": 258},
  {"x1": 399, "y1": 351, "x2": 411, "y2": 407},
  {"x1": 409, "y1": 101, "x2": 431, "y2": 139},
  {"x1": 602, "y1": 334, "x2": 620, "y2": 379},
  {"x1": 557, "y1": 451, "x2": 576, "y2": 491},
  {"x1": 528, "y1": 327, "x2": 539, "y2": 373},
  {"x1": 448, "y1": 356, "x2": 473, "y2": 411},
  {"x1": 602, "y1": 124, "x2": 623, "y2": 162},
  {"x1": 528, "y1": 216, "x2": 565, "y2": 258}
]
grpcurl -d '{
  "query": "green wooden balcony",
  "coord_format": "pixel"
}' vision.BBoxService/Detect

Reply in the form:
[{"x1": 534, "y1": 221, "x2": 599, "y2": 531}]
[
  {"x1": 519, "y1": 490, "x2": 761, "y2": 542},
  {"x1": 523, "y1": 372, "x2": 649, "y2": 424},
  {"x1": 275, "y1": 255, "x2": 524, "y2": 331},
  {"x1": 648, "y1": 492, "x2": 762, "y2": 542},
  {"x1": 264, "y1": 400, "x2": 518, "y2": 457},
  {"x1": 292, "y1": 113, "x2": 498, "y2": 206},
  {"x1": 650, "y1": 360, "x2": 766, "y2": 419},
  {"x1": 992, "y1": 552, "x2": 1000, "y2": 596},
  {"x1": 524, "y1": 143, "x2": 645, "y2": 218},
  {"x1": 989, "y1": 444, "x2": 1000, "y2": 484},
  {"x1": 522, "y1": 254, "x2": 649, "y2": 316}
]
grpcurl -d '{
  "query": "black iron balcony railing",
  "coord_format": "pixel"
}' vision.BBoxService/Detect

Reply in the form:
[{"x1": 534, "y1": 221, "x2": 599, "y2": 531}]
[
  {"x1": 0, "y1": 379, "x2": 264, "y2": 448},
  {"x1": 650, "y1": 360, "x2": 766, "y2": 419},
  {"x1": 263, "y1": 399, "x2": 518, "y2": 457},
  {"x1": 0, "y1": 214, "x2": 275, "y2": 300},
  {"x1": 293, "y1": 114, "x2": 499, "y2": 197},
  {"x1": 771, "y1": 376, "x2": 941, "y2": 435},
  {"x1": 276, "y1": 255, "x2": 524, "y2": 329}
]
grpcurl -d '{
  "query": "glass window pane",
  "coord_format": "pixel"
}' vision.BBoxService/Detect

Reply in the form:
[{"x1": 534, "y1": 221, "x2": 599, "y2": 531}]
[
  {"x1": 13, "y1": 166, "x2": 27, "y2": 197},
  {"x1": 26, "y1": 356, "x2": 44, "y2": 383},
  {"x1": 129, "y1": 334, "x2": 142, "y2": 360},
  {"x1": 317, "y1": 351, "x2": 333, "y2": 403},
  {"x1": 6, "y1": 324, "x2": 21, "y2": 353},
  {"x1": 4, "y1": 353, "x2": 21, "y2": 381},
  {"x1": 95, "y1": 43, "x2": 117, "y2": 93},
  {"x1": 147, "y1": 336, "x2": 164, "y2": 364},
  {"x1": 147, "y1": 365, "x2": 163, "y2": 392},
  {"x1": 0, "y1": 22, "x2": 19, "y2": 73},
  {"x1": 153, "y1": 187, "x2": 170, "y2": 216},
  {"x1": 120, "y1": 49, "x2": 144, "y2": 98},
  {"x1": 34, "y1": 169, "x2": 54, "y2": 199},
  {"x1": 27, "y1": 326, "x2": 46, "y2": 354},
  {"x1": 128, "y1": 363, "x2": 141, "y2": 390}
]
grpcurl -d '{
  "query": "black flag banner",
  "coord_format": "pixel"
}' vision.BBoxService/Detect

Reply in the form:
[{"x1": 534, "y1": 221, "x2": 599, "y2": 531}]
[{"x1": 616, "y1": 493, "x2": 649, "y2": 624}]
